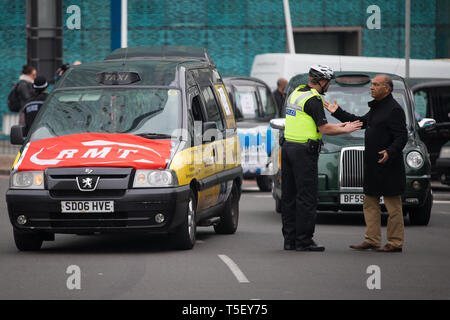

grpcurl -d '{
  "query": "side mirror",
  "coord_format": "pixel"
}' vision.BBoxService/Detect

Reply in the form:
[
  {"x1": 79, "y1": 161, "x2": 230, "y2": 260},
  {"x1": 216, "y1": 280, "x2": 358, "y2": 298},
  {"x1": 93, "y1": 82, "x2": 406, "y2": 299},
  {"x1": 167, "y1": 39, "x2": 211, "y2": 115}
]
[
  {"x1": 270, "y1": 118, "x2": 286, "y2": 130},
  {"x1": 202, "y1": 121, "x2": 218, "y2": 143},
  {"x1": 418, "y1": 118, "x2": 436, "y2": 129},
  {"x1": 10, "y1": 125, "x2": 26, "y2": 145}
]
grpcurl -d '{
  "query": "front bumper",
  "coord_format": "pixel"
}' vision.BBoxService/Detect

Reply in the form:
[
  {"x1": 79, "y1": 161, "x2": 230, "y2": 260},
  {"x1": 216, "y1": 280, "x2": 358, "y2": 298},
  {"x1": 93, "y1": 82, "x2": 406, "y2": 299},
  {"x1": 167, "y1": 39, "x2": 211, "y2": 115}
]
[
  {"x1": 6, "y1": 186, "x2": 191, "y2": 234},
  {"x1": 271, "y1": 173, "x2": 431, "y2": 211},
  {"x1": 436, "y1": 158, "x2": 450, "y2": 185}
]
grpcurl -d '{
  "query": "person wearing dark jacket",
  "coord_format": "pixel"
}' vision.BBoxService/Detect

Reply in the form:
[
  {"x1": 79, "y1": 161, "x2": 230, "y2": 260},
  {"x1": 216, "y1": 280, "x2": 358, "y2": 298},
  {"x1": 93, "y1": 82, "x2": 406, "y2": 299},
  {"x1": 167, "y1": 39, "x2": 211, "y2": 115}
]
[
  {"x1": 23, "y1": 76, "x2": 48, "y2": 134},
  {"x1": 273, "y1": 78, "x2": 288, "y2": 116},
  {"x1": 324, "y1": 74, "x2": 408, "y2": 253},
  {"x1": 17, "y1": 65, "x2": 37, "y2": 125}
]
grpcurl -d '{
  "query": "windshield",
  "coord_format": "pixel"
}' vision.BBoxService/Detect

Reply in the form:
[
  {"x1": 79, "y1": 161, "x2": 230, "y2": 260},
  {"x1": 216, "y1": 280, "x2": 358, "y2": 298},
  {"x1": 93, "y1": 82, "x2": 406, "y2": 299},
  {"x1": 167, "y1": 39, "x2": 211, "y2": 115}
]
[
  {"x1": 325, "y1": 85, "x2": 411, "y2": 137},
  {"x1": 28, "y1": 88, "x2": 181, "y2": 141},
  {"x1": 257, "y1": 86, "x2": 276, "y2": 118},
  {"x1": 233, "y1": 86, "x2": 259, "y2": 120}
]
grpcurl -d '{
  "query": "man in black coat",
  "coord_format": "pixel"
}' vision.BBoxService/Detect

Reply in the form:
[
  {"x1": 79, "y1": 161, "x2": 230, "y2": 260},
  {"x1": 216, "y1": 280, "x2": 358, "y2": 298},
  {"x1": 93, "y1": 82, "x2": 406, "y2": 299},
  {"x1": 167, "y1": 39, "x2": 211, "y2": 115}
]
[
  {"x1": 324, "y1": 74, "x2": 408, "y2": 252},
  {"x1": 273, "y1": 78, "x2": 288, "y2": 116}
]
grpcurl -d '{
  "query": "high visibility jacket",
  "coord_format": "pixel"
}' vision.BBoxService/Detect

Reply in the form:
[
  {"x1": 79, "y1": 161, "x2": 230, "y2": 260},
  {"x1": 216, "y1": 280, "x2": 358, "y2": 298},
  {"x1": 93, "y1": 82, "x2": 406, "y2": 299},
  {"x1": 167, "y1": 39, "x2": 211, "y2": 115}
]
[{"x1": 285, "y1": 85, "x2": 323, "y2": 143}]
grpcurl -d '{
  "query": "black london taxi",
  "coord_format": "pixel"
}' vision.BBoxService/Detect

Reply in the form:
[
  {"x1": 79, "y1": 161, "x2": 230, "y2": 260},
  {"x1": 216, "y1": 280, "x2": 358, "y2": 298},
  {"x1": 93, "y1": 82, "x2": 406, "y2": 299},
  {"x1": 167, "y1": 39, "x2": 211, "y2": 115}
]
[
  {"x1": 223, "y1": 77, "x2": 279, "y2": 191},
  {"x1": 7, "y1": 46, "x2": 242, "y2": 251},
  {"x1": 270, "y1": 72, "x2": 433, "y2": 225}
]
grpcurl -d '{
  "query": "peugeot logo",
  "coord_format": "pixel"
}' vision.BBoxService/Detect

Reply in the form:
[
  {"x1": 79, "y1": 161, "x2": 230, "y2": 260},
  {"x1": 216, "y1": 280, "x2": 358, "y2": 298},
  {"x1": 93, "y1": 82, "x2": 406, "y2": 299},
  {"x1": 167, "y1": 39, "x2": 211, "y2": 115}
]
[{"x1": 76, "y1": 176, "x2": 100, "y2": 192}]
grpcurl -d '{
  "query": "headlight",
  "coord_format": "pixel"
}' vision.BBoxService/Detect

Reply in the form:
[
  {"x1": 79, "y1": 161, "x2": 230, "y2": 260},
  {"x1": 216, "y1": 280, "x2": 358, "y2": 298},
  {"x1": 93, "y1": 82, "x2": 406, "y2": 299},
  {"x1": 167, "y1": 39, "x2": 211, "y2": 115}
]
[
  {"x1": 406, "y1": 151, "x2": 424, "y2": 169},
  {"x1": 11, "y1": 171, "x2": 44, "y2": 189},
  {"x1": 133, "y1": 170, "x2": 178, "y2": 188},
  {"x1": 439, "y1": 147, "x2": 450, "y2": 159}
]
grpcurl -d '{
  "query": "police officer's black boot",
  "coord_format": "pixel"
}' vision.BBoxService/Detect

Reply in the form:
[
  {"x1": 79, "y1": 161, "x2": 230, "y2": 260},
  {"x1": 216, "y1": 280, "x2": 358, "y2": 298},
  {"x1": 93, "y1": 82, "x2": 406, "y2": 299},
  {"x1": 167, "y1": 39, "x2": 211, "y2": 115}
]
[{"x1": 296, "y1": 240, "x2": 325, "y2": 252}]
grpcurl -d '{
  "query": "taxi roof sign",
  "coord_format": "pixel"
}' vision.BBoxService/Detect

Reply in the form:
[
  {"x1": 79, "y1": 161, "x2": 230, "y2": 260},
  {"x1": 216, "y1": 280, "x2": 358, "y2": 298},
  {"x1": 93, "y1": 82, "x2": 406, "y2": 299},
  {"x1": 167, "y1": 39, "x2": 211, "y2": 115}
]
[{"x1": 96, "y1": 71, "x2": 141, "y2": 85}]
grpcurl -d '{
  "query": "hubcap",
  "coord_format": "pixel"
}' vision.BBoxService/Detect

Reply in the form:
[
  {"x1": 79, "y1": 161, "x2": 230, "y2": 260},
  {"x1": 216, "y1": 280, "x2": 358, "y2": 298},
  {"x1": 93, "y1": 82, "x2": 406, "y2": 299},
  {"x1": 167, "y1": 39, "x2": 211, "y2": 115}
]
[{"x1": 187, "y1": 198, "x2": 195, "y2": 241}]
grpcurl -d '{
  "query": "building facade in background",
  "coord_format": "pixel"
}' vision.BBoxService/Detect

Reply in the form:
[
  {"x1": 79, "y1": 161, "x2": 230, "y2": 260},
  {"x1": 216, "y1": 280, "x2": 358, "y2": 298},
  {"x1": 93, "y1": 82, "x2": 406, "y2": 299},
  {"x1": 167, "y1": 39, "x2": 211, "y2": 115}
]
[{"x1": 1, "y1": 0, "x2": 449, "y2": 134}]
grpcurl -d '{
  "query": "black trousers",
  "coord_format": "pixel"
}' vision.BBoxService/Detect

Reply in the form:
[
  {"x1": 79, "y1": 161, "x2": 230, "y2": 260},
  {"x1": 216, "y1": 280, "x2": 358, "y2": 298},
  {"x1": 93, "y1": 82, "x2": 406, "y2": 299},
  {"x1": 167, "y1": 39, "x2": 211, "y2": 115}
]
[{"x1": 281, "y1": 141, "x2": 319, "y2": 247}]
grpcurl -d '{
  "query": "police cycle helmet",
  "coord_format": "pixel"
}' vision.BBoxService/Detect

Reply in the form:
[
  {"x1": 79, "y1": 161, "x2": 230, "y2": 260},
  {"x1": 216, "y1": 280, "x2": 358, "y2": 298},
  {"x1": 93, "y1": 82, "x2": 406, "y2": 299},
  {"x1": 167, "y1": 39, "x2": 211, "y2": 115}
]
[{"x1": 309, "y1": 65, "x2": 335, "y2": 95}]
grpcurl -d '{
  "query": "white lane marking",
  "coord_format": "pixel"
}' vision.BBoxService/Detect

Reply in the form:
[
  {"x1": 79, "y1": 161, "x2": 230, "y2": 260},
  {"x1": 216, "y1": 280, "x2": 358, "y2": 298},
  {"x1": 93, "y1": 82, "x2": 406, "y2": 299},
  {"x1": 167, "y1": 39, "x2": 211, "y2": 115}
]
[
  {"x1": 242, "y1": 187, "x2": 259, "y2": 191},
  {"x1": 252, "y1": 195, "x2": 273, "y2": 198},
  {"x1": 433, "y1": 200, "x2": 450, "y2": 204},
  {"x1": 196, "y1": 240, "x2": 205, "y2": 244},
  {"x1": 218, "y1": 254, "x2": 250, "y2": 283}
]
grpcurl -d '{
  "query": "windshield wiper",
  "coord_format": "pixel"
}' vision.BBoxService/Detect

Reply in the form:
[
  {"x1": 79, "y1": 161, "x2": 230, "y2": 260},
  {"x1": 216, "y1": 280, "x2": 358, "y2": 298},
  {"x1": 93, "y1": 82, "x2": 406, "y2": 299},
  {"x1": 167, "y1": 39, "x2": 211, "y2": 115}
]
[{"x1": 135, "y1": 133, "x2": 176, "y2": 139}]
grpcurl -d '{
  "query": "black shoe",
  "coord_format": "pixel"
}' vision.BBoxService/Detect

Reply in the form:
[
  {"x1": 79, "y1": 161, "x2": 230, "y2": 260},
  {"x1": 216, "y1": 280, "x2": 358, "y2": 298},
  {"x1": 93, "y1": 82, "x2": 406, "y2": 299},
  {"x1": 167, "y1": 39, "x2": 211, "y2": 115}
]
[
  {"x1": 284, "y1": 243, "x2": 296, "y2": 250},
  {"x1": 296, "y1": 242, "x2": 325, "y2": 252}
]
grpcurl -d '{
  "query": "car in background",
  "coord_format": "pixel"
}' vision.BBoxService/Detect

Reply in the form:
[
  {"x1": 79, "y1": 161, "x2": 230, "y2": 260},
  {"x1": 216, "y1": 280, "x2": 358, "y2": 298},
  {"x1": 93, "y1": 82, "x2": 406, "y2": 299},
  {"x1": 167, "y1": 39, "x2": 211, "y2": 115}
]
[
  {"x1": 436, "y1": 141, "x2": 450, "y2": 185},
  {"x1": 7, "y1": 46, "x2": 243, "y2": 251},
  {"x1": 223, "y1": 77, "x2": 279, "y2": 191},
  {"x1": 270, "y1": 72, "x2": 433, "y2": 225},
  {"x1": 407, "y1": 78, "x2": 450, "y2": 179}
]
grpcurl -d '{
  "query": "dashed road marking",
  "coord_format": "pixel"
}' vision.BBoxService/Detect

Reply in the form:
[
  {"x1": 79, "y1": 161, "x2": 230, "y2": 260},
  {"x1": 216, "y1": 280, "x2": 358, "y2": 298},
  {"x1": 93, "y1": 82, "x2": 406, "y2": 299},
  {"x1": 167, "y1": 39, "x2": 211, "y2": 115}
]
[
  {"x1": 218, "y1": 254, "x2": 250, "y2": 283},
  {"x1": 433, "y1": 200, "x2": 450, "y2": 204}
]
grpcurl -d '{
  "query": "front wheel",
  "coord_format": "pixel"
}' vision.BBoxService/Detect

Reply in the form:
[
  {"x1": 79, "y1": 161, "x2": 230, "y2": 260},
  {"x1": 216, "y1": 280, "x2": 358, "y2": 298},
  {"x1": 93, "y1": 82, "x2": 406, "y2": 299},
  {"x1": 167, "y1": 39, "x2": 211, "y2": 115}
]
[
  {"x1": 409, "y1": 190, "x2": 432, "y2": 226},
  {"x1": 256, "y1": 175, "x2": 272, "y2": 192},
  {"x1": 13, "y1": 230, "x2": 43, "y2": 251},
  {"x1": 171, "y1": 191, "x2": 197, "y2": 250},
  {"x1": 214, "y1": 183, "x2": 239, "y2": 234}
]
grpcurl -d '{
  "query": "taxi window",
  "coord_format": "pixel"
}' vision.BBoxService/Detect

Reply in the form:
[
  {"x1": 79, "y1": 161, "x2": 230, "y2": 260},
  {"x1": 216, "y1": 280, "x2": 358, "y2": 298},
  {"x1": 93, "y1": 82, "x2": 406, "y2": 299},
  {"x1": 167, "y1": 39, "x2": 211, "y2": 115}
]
[
  {"x1": 201, "y1": 86, "x2": 224, "y2": 131},
  {"x1": 326, "y1": 85, "x2": 411, "y2": 137},
  {"x1": 257, "y1": 86, "x2": 276, "y2": 117},
  {"x1": 234, "y1": 86, "x2": 259, "y2": 120},
  {"x1": 28, "y1": 88, "x2": 181, "y2": 141},
  {"x1": 414, "y1": 90, "x2": 428, "y2": 121}
]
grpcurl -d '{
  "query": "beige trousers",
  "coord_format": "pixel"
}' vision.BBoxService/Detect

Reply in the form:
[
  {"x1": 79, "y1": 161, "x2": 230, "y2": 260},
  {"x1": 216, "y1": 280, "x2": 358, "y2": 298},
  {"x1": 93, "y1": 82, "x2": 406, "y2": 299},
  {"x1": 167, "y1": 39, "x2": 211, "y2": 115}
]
[{"x1": 363, "y1": 195, "x2": 404, "y2": 248}]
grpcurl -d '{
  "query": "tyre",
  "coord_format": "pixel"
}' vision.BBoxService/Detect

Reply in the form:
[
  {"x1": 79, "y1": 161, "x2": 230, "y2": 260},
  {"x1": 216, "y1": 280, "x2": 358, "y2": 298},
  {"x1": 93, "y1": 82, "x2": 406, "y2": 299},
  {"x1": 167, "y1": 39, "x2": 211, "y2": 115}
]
[
  {"x1": 171, "y1": 191, "x2": 197, "y2": 250},
  {"x1": 13, "y1": 230, "x2": 43, "y2": 251},
  {"x1": 409, "y1": 190, "x2": 432, "y2": 226},
  {"x1": 256, "y1": 175, "x2": 272, "y2": 192},
  {"x1": 214, "y1": 183, "x2": 239, "y2": 234}
]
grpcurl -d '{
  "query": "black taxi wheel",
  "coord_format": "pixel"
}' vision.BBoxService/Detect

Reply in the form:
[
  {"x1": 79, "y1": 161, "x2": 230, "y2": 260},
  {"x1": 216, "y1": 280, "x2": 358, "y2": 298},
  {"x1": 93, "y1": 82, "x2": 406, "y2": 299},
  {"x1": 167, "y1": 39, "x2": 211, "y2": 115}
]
[
  {"x1": 256, "y1": 175, "x2": 272, "y2": 192},
  {"x1": 409, "y1": 190, "x2": 432, "y2": 226},
  {"x1": 171, "y1": 191, "x2": 196, "y2": 250},
  {"x1": 13, "y1": 230, "x2": 43, "y2": 251},
  {"x1": 214, "y1": 183, "x2": 239, "y2": 234}
]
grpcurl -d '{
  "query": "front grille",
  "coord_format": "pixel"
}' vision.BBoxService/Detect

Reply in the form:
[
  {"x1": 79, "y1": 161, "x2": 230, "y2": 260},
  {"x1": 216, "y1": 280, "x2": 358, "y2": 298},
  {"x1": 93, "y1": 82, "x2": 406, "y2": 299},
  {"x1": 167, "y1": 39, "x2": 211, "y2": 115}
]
[
  {"x1": 46, "y1": 167, "x2": 133, "y2": 192},
  {"x1": 340, "y1": 147, "x2": 364, "y2": 189}
]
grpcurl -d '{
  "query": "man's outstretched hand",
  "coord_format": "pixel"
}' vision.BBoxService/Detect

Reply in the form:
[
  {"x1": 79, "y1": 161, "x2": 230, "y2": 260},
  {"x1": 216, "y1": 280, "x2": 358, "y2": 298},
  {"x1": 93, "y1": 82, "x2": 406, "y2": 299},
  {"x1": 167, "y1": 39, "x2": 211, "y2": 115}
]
[
  {"x1": 324, "y1": 99, "x2": 339, "y2": 113},
  {"x1": 342, "y1": 121, "x2": 363, "y2": 133}
]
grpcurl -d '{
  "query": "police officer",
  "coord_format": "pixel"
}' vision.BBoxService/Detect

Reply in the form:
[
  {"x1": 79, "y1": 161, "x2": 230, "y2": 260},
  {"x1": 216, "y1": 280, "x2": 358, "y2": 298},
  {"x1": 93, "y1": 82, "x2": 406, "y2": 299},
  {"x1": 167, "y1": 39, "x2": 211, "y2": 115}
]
[{"x1": 282, "y1": 65, "x2": 362, "y2": 251}]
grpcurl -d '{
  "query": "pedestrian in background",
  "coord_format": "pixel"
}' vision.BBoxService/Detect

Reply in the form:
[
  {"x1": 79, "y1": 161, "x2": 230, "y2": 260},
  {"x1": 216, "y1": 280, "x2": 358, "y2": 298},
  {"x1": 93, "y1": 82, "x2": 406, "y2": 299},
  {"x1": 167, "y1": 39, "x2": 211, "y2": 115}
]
[
  {"x1": 23, "y1": 76, "x2": 49, "y2": 135},
  {"x1": 273, "y1": 78, "x2": 288, "y2": 116},
  {"x1": 17, "y1": 65, "x2": 37, "y2": 125},
  {"x1": 324, "y1": 74, "x2": 408, "y2": 252}
]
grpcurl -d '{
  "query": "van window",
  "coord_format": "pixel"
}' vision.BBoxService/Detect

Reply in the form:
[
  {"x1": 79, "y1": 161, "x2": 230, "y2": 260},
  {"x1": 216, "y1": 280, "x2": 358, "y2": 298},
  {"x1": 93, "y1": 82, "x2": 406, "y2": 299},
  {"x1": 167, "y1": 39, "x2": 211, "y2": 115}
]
[
  {"x1": 201, "y1": 86, "x2": 224, "y2": 131},
  {"x1": 29, "y1": 88, "x2": 181, "y2": 141},
  {"x1": 414, "y1": 90, "x2": 428, "y2": 121}
]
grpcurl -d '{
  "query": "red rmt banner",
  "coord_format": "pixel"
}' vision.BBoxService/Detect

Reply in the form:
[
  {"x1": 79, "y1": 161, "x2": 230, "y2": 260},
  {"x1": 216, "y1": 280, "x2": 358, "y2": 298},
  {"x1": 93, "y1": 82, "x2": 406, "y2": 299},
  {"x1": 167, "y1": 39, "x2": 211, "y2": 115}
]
[{"x1": 15, "y1": 133, "x2": 174, "y2": 171}]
